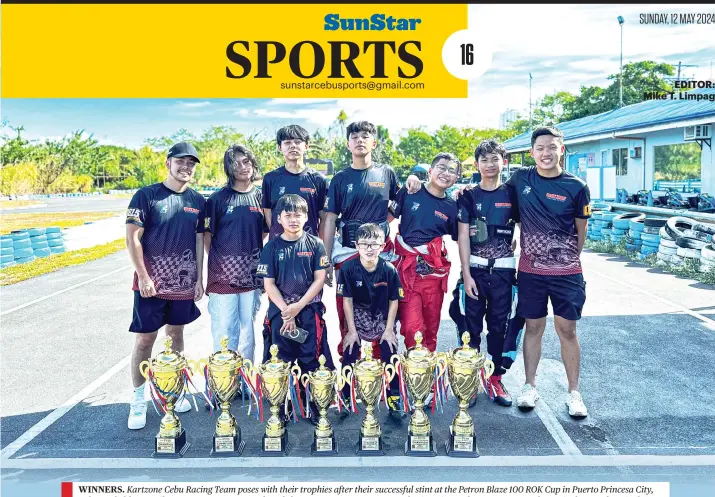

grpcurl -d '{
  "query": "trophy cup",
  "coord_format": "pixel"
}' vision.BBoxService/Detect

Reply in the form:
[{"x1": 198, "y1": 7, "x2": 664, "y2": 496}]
[
  {"x1": 189, "y1": 336, "x2": 246, "y2": 456},
  {"x1": 444, "y1": 332, "x2": 495, "y2": 457},
  {"x1": 258, "y1": 344, "x2": 292, "y2": 455},
  {"x1": 343, "y1": 342, "x2": 395, "y2": 455},
  {"x1": 302, "y1": 355, "x2": 339, "y2": 455},
  {"x1": 139, "y1": 337, "x2": 190, "y2": 458},
  {"x1": 401, "y1": 331, "x2": 438, "y2": 456}
]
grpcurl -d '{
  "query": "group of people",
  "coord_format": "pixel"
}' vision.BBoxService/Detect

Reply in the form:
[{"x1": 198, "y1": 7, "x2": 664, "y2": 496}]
[{"x1": 125, "y1": 121, "x2": 592, "y2": 432}]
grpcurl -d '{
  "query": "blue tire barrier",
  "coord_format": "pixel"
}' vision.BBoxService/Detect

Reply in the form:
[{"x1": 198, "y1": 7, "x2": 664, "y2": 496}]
[
  {"x1": 32, "y1": 241, "x2": 49, "y2": 250},
  {"x1": 27, "y1": 227, "x2": 46, "y2": 237},
  {"x1": 1, "y1": 261, "x2": 17, "y2": 269},
  {"x1": 625, "y1": 243, "x2": 640, "y2": 252},
  {"x1": 30, "y1": 234, "x2": 48, "y2": 243},
  {"x1": 45, "y1": 226, "x2": 61, "y2": 234},
  {"x1": 611, "y1": 235, "x2": 624, "y2": 242},
  {"x1": 1, "y1": 247, "x2": 14, "y2": 256},
  {"x1": 46, "y1": 232, "x2": 62, "y2": 240},
  {"x1": 629, "y1": 230, "x2": 642, "y2": 240},
  {"x1": 600, "y1": 212, "x2": 618, "y2": 222},
  {"x1": 629, "y1": 220, "x2": 645, "y2": 232},
  {"x1": 50, "y1": 246, "x2": 66, "y2": 254},
  {"x1": 642, "y1": 239, "x2": 661, "y2": 249},
  {"x1": 33, "y1": 247, "x2": 51, "y2": 258},
  {"x1": 592, "y1": 227, "x2": 603, "y2": 233},
  {"x1": 611, "y1": 228, "x2": 626, "y2": 235},
  {"x1": 14, "y1": 255, "x2": 36, "y2": 264},
  {"x1": 1, "y1": 254, "x2": 14, "y2": 264},
  {"x1": 640, "y1": 233, "x2": 661, "y2": 244},
  {"x1": 12, "y1": 238, "x2": 32, "y2": 250},
  {"x1": 591, "y1": 213, "x2": 603, "y2": 221},
  {"x1": 602, "y1": 228, "x2": 613, "y2": 236},
  {"x1": 1, "y1": 237, "x2": 13, "y2": 248},
  {"x1": 612, "y1": 212, "x2": 645, "y2": 230},
  {"x1": 10, "y1": 231, "x2": 30, "y2": 240},
  {"x1": 47, "y1": 238, "x2": 64, "y2": 248},
  {"x1": 591, "y1": 202, "x2": 612, "y2": 211},
  {"x1": 13, "y1": 247, "x2": 34, "y2": 259},
  {"x1": 590, "y1": 235, "x2": 603, "y2": 241},
  {"x1": 641, "y1": 246, "x2": 659, "y2": 255}
]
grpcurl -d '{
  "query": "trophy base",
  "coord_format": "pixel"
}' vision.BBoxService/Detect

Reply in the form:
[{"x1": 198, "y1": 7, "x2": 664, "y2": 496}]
[
  {"x1": 311, "y1": 434, "x2": 339, "y2": 456},
  {"x1": 210, "y1": 433, "x2": 245, "y2": 457},
  {"x1": 355, "y1": 434, "x2": 385, "y2": 456},
  {"x1": 261, "y1": 433, "x2": 290, "y2": 456},
  {"x1": 405, "y1": 433, "x2": 437, "y2": 457},
  {"x1": 445, "y1": 427, "x2": 479, "y2": 458},
  {"x1": 152, "y1": 430, "x2": 190, "y2": 458}
]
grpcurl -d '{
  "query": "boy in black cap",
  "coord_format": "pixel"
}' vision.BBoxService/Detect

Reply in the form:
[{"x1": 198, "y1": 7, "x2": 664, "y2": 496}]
[{"x1": 126, "y1": 142, "x2": 206, "y2": 430}]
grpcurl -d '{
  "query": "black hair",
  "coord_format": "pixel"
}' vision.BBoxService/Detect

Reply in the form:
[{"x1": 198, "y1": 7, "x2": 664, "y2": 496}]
[
  {"x1": 474, "y1": 140, "x2": 507, "y2": 162},
  {"x1": 223, "y1": 144, "x2": 258, "y2": 185},
  {"x1": 355, "y1": 223, "x2": 385, "y2": 243},
  {"x1": 275, "y1": 194, "x2": 308, "y2": 216},
  {"x1": 531, "y1": 126, "x2": 564, "y2": 147},
  {"x1": 431, "y1": 151, "x2": 462, "y2": 176},
  {"x1": 346, "y1": 121, "x2": 377, "y2": 140},
  {"x1": 276, "y1": 125, "x2": 310, "y2": 146}
]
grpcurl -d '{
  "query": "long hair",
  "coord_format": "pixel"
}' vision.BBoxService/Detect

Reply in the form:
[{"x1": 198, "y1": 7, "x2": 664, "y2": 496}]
[{"x1": 223, "y1": 144, "x2": 258, "y2": 186}]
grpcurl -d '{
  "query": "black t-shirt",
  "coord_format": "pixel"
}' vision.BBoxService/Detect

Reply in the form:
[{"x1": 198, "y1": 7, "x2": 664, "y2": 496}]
[
  {"x1": 336, "y1": 258, "x2": 403, "y2": 341},
  {"x1": 257, "y1": 232, "x2": 330, "y2": 309},
  {"x1": 126, "y1": 183, "x2": 205, "y2": 300},
  {"x1": 457, "y1": 184, "x2": 519, "y2": 260},
  {"x1": 393, "y1": 186, "x2": 459, "y2": 246},
  {"x1": 261, "y1": 166, "x2": 328, "y2": 240},
  {"x1": 203, "y1": 186, "x2": 267, "y2": 294},
  {"x1": 506, "y1": 167, "x2": 591, "y2": 275},
  {"x1": 325, "y1": 163, "x2": 399, "y2": 228}
]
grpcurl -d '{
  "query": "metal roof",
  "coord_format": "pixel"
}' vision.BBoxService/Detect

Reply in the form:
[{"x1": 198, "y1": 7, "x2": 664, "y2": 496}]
[{"x1": 503, "y1": 87, "x2": 715, "y2": 152}]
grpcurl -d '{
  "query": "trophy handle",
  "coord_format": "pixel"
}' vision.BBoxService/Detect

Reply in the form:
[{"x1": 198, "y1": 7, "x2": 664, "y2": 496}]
[
  {"x1": 291, "y1": 362, "x2": 302, "y2": 379},
  {"x1": 341, "y1": 365, "x2": 353, "y2": 388},
  {"x1": 301, "y1": 373, "x2": 310, "y2": 389},
  {"x1": 384, "y1": 363, "x2": 396, "y2": 383},
  {"x1": 139, "y1": 360, "x2": 151, "y2": 382},
  {"x1": 483, "y1": 359, "x2": 495, "y2": 379},
  {"x1": 389, "y1": 353, "x2": 401, "y2": 370},
  {"x1": 186, "y1": 358, "x2": 207, "y2": 376}
]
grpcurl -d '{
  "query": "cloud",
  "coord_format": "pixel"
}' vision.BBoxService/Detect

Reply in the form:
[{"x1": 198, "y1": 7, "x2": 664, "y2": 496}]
[{"x1": 176, "y1": 101, "x2": 212, "y2": 108}]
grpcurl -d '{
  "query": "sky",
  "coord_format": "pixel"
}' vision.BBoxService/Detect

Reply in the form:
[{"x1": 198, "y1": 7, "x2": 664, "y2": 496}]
[{"x1": 1, "y1": 4, "x2": 713, "y2": 149}]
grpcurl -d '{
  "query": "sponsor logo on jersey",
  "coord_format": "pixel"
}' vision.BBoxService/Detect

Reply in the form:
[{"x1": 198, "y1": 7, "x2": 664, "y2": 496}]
[
  {"x1": 546, "y1": 193, "x2": 567, "y2": 202},
  {"x1": 300, "y1": 187, "x2": 316, "y2": 194},
  {"x1": 249, "y1": 206, "x2": 261, "y2": 213},
  {"x1": 320, "y1": 255, "x2": 329, "y2": 267},
  {"x1": 204, "y1": 217, "x2": 211, "y2": 229},
  {"x1": 324, "y1": 197, "x2": 330, "y2": 209},
  {"x1": 278, "y1": 252, "x2": 285, "y2": 261},
  {"x1": 126, "y1": 208, "x2": 142, "y2": 221},
  {"x1": 256, "y1": 264, "x2": 268, "y2": 275},
  {"x1": 227, "y1": 206, "x2": 234, "y2": 214},
  {"x1": 347, "y1": 184, "x2": 353, "y2": 193},
  {"x1": 434, "y1": 210, "x2": 448, "y2": 221},
  {"x1": 297, "y1": 251, "x2": 313, "y2": 257},
  {"x1": 523, "y1": 186, "x2": 532, "y2": 195},
  {"x1": 475, "y1": 203, "x2": 482, "y2": 211},
  {"x1": 337, "y1": 284, "x2": 344, "y2": 295},
  {"x1": 160, "y1": 205, "x2": 169, "y2": 214},
  {"x1": 279, "y1": 186, "x2": 286, "y2": 195},
  {"x1": 398, "y1": 288, "x2": 404, "y2": 298},
  {"x1": 356, "y1": 280, "x2": 362, "y2": 287},
  {"x1": 368, "y1": 182, "x2": 385, "y2": 188},
  {"x1": 411, "y1": 202, "x2": 420, "y2": 211},
  {"x1": 184, "y1": 207, "x2": 200, "y2": 214},
  {"x1": 495, "y1": 202, "x2": 512, "y2": 207},
  {"x1": 373, "y1": 281, "x2": 388, "y2": 287},
  {"x1": 583, "y1": 205, "x2": 592, "y2": 216}
]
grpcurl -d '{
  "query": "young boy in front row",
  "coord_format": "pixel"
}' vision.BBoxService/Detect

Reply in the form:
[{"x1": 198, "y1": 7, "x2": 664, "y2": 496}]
[
  {"x1": 337, "y1": 223, "x2": 403, "y2": 414},
  {"x1": 257, "y1": 194, "x2": 334, "y2": 421}
]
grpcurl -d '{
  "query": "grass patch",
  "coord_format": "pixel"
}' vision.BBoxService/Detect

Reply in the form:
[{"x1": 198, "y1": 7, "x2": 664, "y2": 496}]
[
  {"x1": 585, "y1": 238, "x2": 715, "y2": 286},
  {"x1": 0, "y1": 211, "x2": 122, "y2": 234},
  {"x1": 0, "y1": 238, "x2": 126, "y2": 286},
  {"x1": 0, "y1": 200, "x2": 41, "y2": 209}
]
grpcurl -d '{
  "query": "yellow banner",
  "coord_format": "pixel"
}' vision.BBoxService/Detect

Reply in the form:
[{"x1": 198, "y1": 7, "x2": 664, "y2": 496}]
[{"x1": 1, "y1": 4, "x2": 468, "y2": 98}]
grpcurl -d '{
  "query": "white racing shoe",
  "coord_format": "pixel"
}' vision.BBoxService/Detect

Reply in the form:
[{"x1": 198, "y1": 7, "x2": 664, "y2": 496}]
[
  {"x1": 516, "y1": 384, "x2": 540, "y2": 409},
  {"x1": 128, "y1": 401, "x2": 147, "y2": 430},
  {"x1": 566, "y1": 390, "x2": 588, "y2": 418}
]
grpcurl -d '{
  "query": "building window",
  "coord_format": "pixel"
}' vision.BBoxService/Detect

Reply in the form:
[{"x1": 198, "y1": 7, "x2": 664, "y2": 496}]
[{"x1": 612, "y1": 148, "x2": 628, "y2": 176}]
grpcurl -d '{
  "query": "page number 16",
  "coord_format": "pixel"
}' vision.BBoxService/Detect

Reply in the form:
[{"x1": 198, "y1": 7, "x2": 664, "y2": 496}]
[{"x1": 460, "y1": 44, "x2": 474, "y2": 65}]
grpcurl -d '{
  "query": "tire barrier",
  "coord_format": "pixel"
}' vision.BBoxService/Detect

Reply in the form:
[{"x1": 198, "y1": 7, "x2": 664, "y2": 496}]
[
  {"x1": 1, "y1": 247, "x2": 14, "y2": 256},
  {"x1": 33, "y1": 247, "x2": 51, "y2": 258},
  {"x1": 625, "y1": 243, "x2": 640, "y2": 252},
  {"x1": 640, "y1": 245, "x2": 659, "y2": 256},
  {"x1": 665, "y1": 217, "x2": 696, "y2": 241},
  {"x1": 629, "y1": 219, "x2": 645, "y2": 232},
  {"x1": 10, "y1": 231, "x2": 30, "y2": 241},
  {"x1": 600, "y1": 212, "x2": 618, "y2": 222},
  {"x1": 0, "y1": 226, "x2": 66, "y2": 269},
  {"x1": 677, "y1": 247, "x2": 701, "y2": 259},
  {"x1": 660, "y1": 239, "x2": 677, "y2": 249},
  {"x1": 612, "y1": 212, "x2": 644, "y2": 230},
  {"x1": 628, "y1": 229, "x2": 642, "y2": 240},
  {"x1": 12, "y1": 238, "x2": 31, "y2": 250},
  {"x1": 611, "y1": 228, "x2": 627, "y2": 235},
  {"x1": 14, "y1": 255, "x2": 36, "y2": 264},
  {"x1": 659, "y1": 226, "x2": 674, "y2": 241},
  {"x1": 640, "y1": 233, "x2": 661, "y2": 245},
  {"x1": 643, "y1": 218, "x2": 668, "y2": 228},
  {"x1": 658, "y1": 246, "x2": 678, "y2": 256},
  {"x1": 1, "y1": 236, "x2": 13, "y2": 248},
  {"x1": 50, "y1": 246, "x2": 66, "y2": 254},
  {"x1": 591, "y1": 202, "x2": 612, "y2": 211},
  {"x1": 702, "y1": 244, "x2": 715, "y2": 262},
  {"x1": 676, "y1": 237, "x2": 708, "y2": 250}
]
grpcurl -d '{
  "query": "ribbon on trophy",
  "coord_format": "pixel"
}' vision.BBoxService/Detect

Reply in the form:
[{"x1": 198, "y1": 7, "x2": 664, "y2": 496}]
[
  {"x1": 430, "y1": 359, "x2": 449, "y2": 414},
  {"x1": 237, "y1": 364, "x2": 262, "y2": 421},
  {"x1": 479, "y1": 368, "x2": 490, "y2": 399},
  {"x1": 202, "y1": 364, "x2": 216, "y2": 416},
  {"x1": 380, "y1": 370, "x2": 389, "y2": 411},
  {"x1": 182, "y1": 365, "x2": 212, "y2": 412},
  {"x1": 302, "y1": 374, "x2": 312, "y2": 419},
  {"x1": 395, "y1": 360, "x2": 411, "y2": 414},
  {"x1": 285, "y1": 365, "x2": 305, "y2": 423}
]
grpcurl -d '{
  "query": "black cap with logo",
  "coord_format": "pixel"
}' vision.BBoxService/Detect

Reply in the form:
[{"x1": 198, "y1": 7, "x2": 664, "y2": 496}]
[{"x1": 167, "y1": 142, "x2": 200, "y2": 163}]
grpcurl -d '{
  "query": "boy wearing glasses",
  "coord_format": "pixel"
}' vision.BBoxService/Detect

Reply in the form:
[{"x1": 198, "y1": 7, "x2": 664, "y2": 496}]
[
  {"x1": 392, "y1": 152, "x2": 460, "y2": 353},
  {"x1": 337, "y1": 223, "x2": 403, "y2": 412}
]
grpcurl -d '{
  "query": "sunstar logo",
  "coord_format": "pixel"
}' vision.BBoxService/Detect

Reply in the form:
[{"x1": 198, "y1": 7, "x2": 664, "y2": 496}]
[
  {"x1": 227, "y1": 206, "x2": 234, "y2": 214},
  {"x1": 411, "y1": 202, "x2": 420, "y2": 211},
  {"x1": 347, "y1": 184, "x2": 353, "y2": 193},
  {"x1": 279, "y1": 186, "x2": 286, "y2": 195},
  {"x1": 523, "y1": 186, "x2": 532, "y2": 195},
  {"x1": 160, "y1": 205, "x2": 169, "y2": 213},
  {"x1": 356, "y1": 281, "x2": 362, "y2": 287}
]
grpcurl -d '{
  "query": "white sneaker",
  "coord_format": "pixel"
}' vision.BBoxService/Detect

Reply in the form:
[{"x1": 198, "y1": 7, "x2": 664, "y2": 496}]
[
  {"x1": 516, "y1": 384, "x2": 540, "y2": 408},
  {"x1": 175, "y1": 396, "x2": 192, "y2": 413},
  {"x1": 128, "y1": 401, "x2": 147, "y2": 430},
  {"x1": 566, "y1": 390, "x2": 588, "y2": 418}
]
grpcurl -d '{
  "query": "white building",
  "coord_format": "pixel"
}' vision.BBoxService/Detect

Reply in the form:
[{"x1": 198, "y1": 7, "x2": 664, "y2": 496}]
[{"x1": 499, "y1": 109, "x2": 519, "y2": 130}]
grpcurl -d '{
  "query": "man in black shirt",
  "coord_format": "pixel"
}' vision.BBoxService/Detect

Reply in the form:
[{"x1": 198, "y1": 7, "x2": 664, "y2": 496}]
[{"x1": 126, "y1": 142, "x2": 205, "y2": 430}]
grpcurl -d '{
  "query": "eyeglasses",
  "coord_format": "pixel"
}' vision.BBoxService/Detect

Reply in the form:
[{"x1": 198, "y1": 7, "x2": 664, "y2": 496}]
[
  {"x1": 433, "y1": 164, "x2": 459, "y2": 176},
  {"x1": 357, "y1": 242, "x2": 383, "y2": 250}
]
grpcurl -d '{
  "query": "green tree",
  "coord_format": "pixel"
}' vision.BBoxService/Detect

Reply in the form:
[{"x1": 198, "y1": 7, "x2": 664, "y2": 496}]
[{"x1": 397, "y1": 127, "x2": 436, "y2": 164}]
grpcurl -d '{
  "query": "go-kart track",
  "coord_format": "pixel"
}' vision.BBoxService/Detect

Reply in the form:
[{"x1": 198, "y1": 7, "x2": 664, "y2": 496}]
[{"x1": 1, "y1": 234, "x2": 714, "y2": 497}]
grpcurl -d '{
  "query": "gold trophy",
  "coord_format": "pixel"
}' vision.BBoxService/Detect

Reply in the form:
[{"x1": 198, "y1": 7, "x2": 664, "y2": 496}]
[
  {"x1": 444, "y1": 332, "x2": 494, "y2": 457},
  {"x1": 301, "y1": 355, "x2": 339, "y2": 455},
  {"x1": 188, "y1": 336, "x2": 246, "y2": 457},
  {"x1": 401, "y1": 331, "x2": 438, "y2": 456},
  {"x1": 139, "y1": 336, "x2": 190, "y2": 458},
  {"x1": 343, "y1": 342, "x2": 395, "y2": 455},
  {"x1": 258, "y1": 344, "x2": 293, "y2": 455}
]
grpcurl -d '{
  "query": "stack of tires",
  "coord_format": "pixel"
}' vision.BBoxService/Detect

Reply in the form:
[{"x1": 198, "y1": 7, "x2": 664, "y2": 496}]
[
  {"x1": 657, "y1": 224, "x2": 678, "y2": 266},
  {"x1": 627, "y1": 217, "x2": 644, "y2": 253},
  {"x1": 596, "y1": 212, "x2": 618, "y2": 243},
  {"x1": 28, "y1": 228, "x2": 52, "y2": 258},
  {"x1": 1, "y1": 235, "x2": 15, "y2": 269},
  {"x1": 664, "y1": 217, "x2": 715, "y2": 269},
  {"x1": 637, "y1": 218, "x2": 667, "y2": 260},
  {"x1": 612, "y1": 213, "x2": 643, "y2": 247},
  {"x1": 589, "y1": 212, "x2": 603, "y2": 241},
  {"x1": 45, "y1": 227, "x2": 66, "y2": 254},
  {"x1": 702, "y1": 244, "x2": 715, "y2": 273},
  {"x1": 9, "y1": 231, "x2": 35, "y2": 265}
]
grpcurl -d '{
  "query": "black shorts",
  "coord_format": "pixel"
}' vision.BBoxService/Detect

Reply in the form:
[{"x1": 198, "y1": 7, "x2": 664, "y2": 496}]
[
  {"x1": 129, "y1": 291, "x2": 201, "y2": 333},
  {"x1": 516, "y1": 272, "x2": 586, "y2": 321}
]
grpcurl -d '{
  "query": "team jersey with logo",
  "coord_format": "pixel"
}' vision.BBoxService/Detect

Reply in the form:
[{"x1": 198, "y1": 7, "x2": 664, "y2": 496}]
[
  {"x1": 457, "y1": 184, "x2": 519, "y2": 260},
  {"x1": 336, "y1": 258, "x2": 404, "y2": 341},
  {"x1": 261, "y1": 166, "x2": 327, "y2": 239},
  {"x1": 257, "y1": 232, "x2": 330, "y2": 308},
  {"x1": 126, "y1": 183, "x2": 206, "y2": 300},
  {"x1": 203, "y1": 186, "x2": 267, "y2": 294},
  {"x1": 325, "y1": 163, "x2": 400, "y2": 226},
  {"x1": 393, "y1": 187, "x2": 459, "y2": 246},
  {"x1": 506, "y1": 167, "x2": 591, "y2": 275}
]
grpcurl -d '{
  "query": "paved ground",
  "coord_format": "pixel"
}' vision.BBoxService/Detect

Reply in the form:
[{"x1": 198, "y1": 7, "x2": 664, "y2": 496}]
[
  {"x1": 0, "y1": 196, "x2": 130, "y2": 214},
  {"x1": 1, "y1": 239, "x2": 714, "y2": 497}
]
